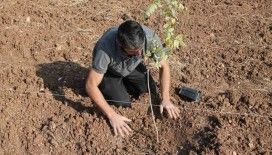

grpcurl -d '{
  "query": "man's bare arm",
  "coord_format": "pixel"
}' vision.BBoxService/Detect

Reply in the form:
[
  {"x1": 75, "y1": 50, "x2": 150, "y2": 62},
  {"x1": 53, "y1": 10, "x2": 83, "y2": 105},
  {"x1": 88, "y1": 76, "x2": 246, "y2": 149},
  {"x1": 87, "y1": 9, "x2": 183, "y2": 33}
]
[
  {"x1": 85, "y1": 69, "x2": 116, "y2": 118},
  {"x1": 159, "y1": 59, "x2": 180, "y2": 119},
  {"x1": 159, "y1": 59, "x2": 171, "y2": 101},
  {"x1": 85, "y1": 69, "x2": 132, "y2": 137}
]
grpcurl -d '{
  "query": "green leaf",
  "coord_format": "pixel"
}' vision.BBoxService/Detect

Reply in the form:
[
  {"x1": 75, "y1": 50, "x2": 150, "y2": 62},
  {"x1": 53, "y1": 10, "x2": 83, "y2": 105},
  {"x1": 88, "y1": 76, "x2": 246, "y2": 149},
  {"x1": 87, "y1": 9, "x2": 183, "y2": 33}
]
[
  {"x1": 180, "y1": 40, "x2": 186, "y2": 47},
  {"x1": 170, "y1": 8, "x2": 176, "y2": 17},
  {"x1": 155, "y1": 62, "x2": 161, "y2": 69},
  {"x1": 178, "y1": 3, "x2": 185, "y2": 10},
  {"x1": 163, "y1": 23, "x2": 170, "y2": 29},
  {"x1": 168, "y1": 27, "x2": 174, "y2": 33},
  {"x1": 165, "y1": 36, "x2": 171, "y2": 45},
  {"x1": 161, "y1": 47, "x2": 170, "y2": 55},
  {"x1": 172, "y1": 1, "x2": 178, "y2": 8},
  {"x1": 145, "y1": 50, "x2": 151, "y2": 57},
  {"x1": 171, "y1": 18, "x2": 176, "y2": 24},
  {"x1": 157, "y1": 48, "x2": 167, "y2": 60},
  {"x1": 164, "y1": 10, "x2": 172, "y2": 17},
  {"x1": 173, "y1": 39, "x2": 180, "y2": 49},
  {"x1": 146, "y1": 3, "x2": 158, "y2": 17},
  {"x1": 165, "y1": 0, "x2": 171, "y2": 6},
  {"x1": 174, "y1": 34, "x2": 185, "y2": 48},
  {"x1": 165, "y1": 16, "x2": 171, "y2": 21},
  {"x1": 176, "y1": 34, "x2": 183, "y2": 42}
]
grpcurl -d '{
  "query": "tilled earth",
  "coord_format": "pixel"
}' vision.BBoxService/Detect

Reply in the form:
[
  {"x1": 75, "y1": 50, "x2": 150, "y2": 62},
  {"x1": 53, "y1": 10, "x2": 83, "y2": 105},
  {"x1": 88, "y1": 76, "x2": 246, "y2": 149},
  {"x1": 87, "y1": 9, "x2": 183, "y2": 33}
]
[{"x1": 0, "y1": 0, "x2": 271, "y2": 154}]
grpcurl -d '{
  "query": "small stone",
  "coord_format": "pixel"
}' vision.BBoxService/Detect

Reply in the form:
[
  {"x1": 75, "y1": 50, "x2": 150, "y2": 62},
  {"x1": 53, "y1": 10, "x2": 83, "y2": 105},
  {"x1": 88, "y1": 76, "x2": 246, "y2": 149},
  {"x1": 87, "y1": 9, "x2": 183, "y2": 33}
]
[
  {"x1": 233, "y1": 151, "x2": 237, "y2": 155},
  {"x1": 48, "y1": 121, "x2": 56, "y2": 131},
  {"x1": 26, "y1": 16, "x2": 31, "y2": 22},
  {"x1": 39, "y1": 87, "x2": 45, "y2": 92},
  {"x1": 58, "y1": 77, "x2": 63, "y2": 81},
  {"x1": 81, "y1": 112, "x2": 89, "y2": 119},
  {"x1": 224, "y1": 101, "x2": 231, "y2": 107},
  {"x1": 228, "y1": 119, "x2": 232, "y2": 124},
  {"x1": 249, "y1": 141, "x2": 254, "y2": 149},
  {"x1": 56, "y1": 44, "x2": 62, "y2": 51},
  {"x1": 50, "y1": 139, "x2": 58, "y2": 146},
  {"x1": 210, "y1": 33, "x2": 215, "y2": 38},
  {"x1": 217, "y1": 95, "x2": 223, "y2": 102}
]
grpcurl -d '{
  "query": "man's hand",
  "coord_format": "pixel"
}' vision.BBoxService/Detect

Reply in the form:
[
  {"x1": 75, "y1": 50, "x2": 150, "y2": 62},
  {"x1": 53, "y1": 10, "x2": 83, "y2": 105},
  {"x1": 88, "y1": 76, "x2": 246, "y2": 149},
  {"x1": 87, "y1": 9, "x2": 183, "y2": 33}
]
[
  {"x1": 109, "y1": 113, "x2": 132, "y2": 137},
  {"x1": 160, "y1": 100, "x2": 180, "y2": 119}
]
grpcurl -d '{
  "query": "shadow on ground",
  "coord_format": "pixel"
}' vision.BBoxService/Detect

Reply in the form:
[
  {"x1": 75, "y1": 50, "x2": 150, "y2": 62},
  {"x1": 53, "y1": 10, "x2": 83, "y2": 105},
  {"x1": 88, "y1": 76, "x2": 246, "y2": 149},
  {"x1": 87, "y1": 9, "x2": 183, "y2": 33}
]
[{"x1": 36, "y1": 61, "x2": 90, "y2": 112}]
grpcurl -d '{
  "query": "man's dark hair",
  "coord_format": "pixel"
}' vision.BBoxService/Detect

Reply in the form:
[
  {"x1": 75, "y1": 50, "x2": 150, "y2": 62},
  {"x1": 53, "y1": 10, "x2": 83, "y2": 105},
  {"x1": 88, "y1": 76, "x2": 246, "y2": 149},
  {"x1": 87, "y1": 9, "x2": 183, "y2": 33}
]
[{"x1": 117, "y1": 20, "x2": 145, "y2": 49}]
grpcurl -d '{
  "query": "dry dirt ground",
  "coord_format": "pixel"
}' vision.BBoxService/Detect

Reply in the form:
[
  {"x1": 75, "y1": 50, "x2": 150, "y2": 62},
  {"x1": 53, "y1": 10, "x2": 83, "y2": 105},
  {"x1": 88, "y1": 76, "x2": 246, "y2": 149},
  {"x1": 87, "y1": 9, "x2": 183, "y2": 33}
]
[{"x1": 0, "y1": 0, "x2": 272, "y2": 154}]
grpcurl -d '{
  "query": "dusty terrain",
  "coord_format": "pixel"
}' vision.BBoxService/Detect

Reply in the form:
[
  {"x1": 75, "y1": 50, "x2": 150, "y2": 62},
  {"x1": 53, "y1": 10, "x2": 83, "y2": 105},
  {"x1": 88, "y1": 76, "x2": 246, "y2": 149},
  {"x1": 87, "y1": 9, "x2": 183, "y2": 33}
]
[{"x1": 0, "y1": 0, "x2": 271, "y2": 154}]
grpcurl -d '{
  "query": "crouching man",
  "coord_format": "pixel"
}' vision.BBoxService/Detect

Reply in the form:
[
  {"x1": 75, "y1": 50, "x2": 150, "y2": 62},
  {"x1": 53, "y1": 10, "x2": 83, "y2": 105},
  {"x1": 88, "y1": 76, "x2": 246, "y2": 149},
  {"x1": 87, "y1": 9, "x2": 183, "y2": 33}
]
[{"x1": 86, "y1": 20, "x2": 180, "y2": 137}]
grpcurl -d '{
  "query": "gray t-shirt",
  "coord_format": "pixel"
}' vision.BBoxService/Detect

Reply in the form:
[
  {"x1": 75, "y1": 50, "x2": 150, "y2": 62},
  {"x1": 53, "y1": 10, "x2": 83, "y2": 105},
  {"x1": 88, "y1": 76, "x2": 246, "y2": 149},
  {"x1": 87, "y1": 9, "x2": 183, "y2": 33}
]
[{"x1": 92, "y1": 25, "x2": 162, "y2": 77}]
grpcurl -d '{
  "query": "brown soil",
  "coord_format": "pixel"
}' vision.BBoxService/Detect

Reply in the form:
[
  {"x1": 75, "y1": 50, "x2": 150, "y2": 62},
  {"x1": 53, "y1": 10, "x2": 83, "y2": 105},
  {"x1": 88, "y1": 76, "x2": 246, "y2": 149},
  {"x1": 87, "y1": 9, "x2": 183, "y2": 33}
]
[{"x1": 0, "y1": 0, "x2": 271, "y2": 154}]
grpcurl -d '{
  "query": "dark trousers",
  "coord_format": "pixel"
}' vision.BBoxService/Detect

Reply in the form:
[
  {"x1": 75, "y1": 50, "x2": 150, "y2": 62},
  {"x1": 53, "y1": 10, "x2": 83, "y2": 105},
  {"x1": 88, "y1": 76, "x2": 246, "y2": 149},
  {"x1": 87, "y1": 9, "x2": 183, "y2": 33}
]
[{"x1": 98, "y1": 63, "x2": 157, "y2": 107}]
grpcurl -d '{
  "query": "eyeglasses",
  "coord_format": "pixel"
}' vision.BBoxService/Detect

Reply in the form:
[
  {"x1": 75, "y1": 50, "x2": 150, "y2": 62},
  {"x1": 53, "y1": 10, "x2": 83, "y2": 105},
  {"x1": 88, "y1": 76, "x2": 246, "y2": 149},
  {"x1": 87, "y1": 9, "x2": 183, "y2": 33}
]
[
  {"x1": 116, "y1": 39, "x2": 145, "y2": 56},
  {"x1": 123, "y1": 46, "x2": 144, "y2": 56},
  {"x1": 124, "y1": 46, "x2": 144, "y2": 52}
]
